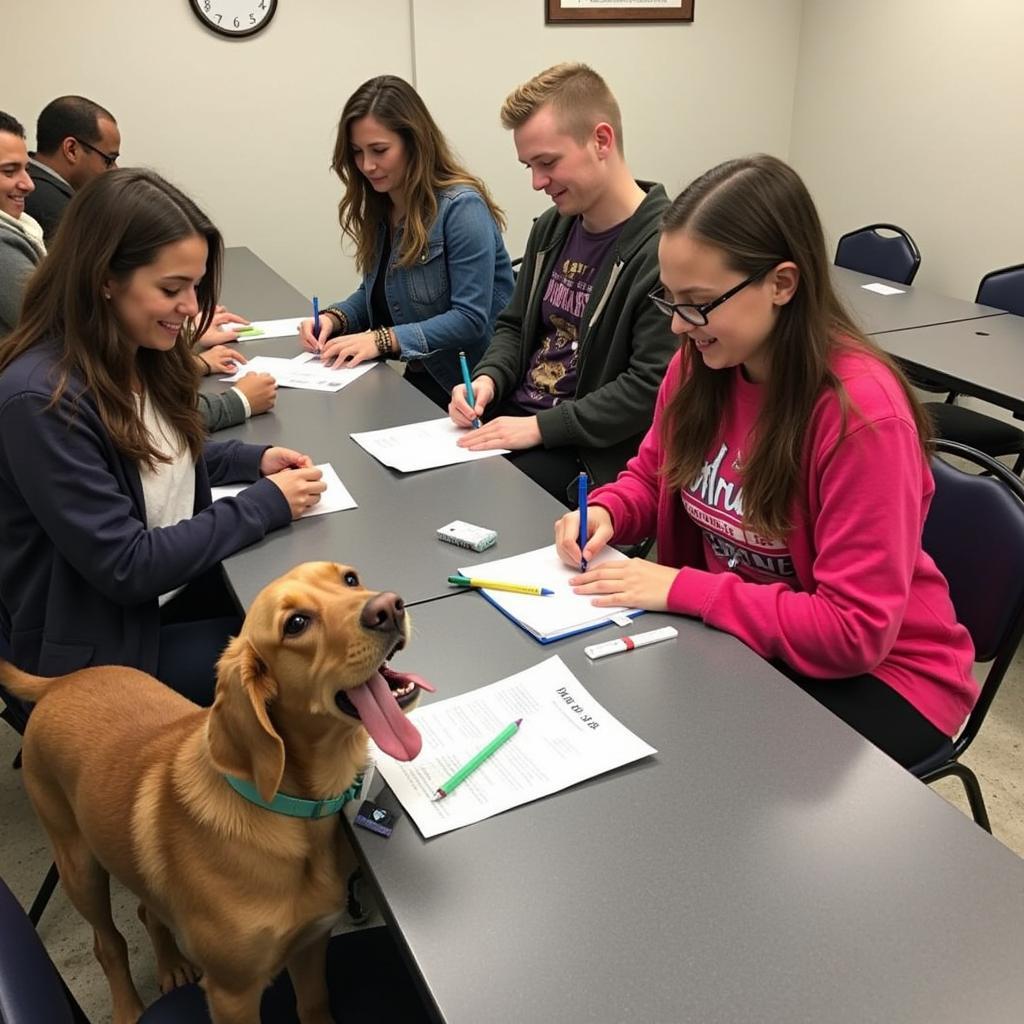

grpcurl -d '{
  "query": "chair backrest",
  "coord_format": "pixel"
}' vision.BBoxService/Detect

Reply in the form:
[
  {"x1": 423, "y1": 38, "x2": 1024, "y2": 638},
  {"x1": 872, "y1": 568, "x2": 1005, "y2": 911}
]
[
  {"x1": 975, "y1": 262, "x2": 1024, "y2": 317},
  {"x1": 0, "y1": 876, "x2": 77, "y2": 1024},
  {"x1": 834, "y1": 223, "x2": 921, "y2": 285},
  {"x1": 923, "y1": 440, "x2": 1024, "y2": 753}
]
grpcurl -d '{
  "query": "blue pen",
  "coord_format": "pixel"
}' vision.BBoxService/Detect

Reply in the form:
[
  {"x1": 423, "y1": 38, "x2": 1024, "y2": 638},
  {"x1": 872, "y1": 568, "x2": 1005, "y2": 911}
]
[
  {"x1": 458, "y1": 349, "x2": 481, "y2": 429},
  {"x1": 312, "y1": 296, "x2": 321, "y2": 351},
  {"x1": 578, "y1": 472, "x2": 589, "y2": 572}
]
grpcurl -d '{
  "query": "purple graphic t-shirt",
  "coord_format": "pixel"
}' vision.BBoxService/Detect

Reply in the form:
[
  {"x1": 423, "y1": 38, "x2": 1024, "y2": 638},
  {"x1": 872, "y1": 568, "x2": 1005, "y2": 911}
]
[{"x1": 512, "y1": 216, "x2": 624, "y2": 412}]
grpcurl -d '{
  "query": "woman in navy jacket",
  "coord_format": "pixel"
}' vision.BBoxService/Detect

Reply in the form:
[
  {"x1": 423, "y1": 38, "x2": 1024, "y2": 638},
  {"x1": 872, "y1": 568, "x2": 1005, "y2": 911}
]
[
  {"x1": 298, "y1": 75, "x2": 514, "y2": 406},
  {"x1": 0, "y1": 169, "x2": 325, "y2": 704}
]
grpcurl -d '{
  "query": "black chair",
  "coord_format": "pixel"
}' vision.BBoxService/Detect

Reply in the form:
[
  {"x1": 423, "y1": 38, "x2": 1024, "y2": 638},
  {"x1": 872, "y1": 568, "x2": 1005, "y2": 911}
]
[
  {"x1": 911, "y1": 440, "x2": 1024, "y2": 831},
  {"x1": 923, "y1": 264, "x2": 1024, "y2": 474},
  {"x1": 0, "y1": 872, "x2": 433, "y2": 1023},
  {"x1": 834, "y1": 223, "x2": 921, "y2": 285}
]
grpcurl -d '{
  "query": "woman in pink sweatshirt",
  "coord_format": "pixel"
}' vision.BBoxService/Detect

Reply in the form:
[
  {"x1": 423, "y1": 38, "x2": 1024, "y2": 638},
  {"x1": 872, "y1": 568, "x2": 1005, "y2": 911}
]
[{"x1": 555, "y1": 154, "x2": 976, "y2": 767}]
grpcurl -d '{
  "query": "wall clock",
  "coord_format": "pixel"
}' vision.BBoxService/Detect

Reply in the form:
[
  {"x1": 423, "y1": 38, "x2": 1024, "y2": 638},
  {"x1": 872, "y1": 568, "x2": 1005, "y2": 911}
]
[{"x1": 189, "y1": 0, "x2": 278, "y2": 39}]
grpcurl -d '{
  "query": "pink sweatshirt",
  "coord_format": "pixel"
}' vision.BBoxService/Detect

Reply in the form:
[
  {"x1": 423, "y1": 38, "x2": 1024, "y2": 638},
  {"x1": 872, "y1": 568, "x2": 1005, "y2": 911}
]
[{"x1": 591, "y1": 346, "x2": 977, "y2": 737}]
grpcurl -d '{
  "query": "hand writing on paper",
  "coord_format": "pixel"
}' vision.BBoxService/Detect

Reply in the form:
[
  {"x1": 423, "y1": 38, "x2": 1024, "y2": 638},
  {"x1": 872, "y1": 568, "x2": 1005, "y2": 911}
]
[
  {"x1": 555, "y1": 506, "x2": 615, "y2": 568},
  {"x1": 569, "y1": 558, "x2": 677, "y2": 612},
  {"x1": 320, "y1": 331, "x2": 383, "y2": 368},
  {"x1": 260, "y1": 446, "x2": 313, "y2": 475},
  {"x1": 298, "y1": 315, "x2": 334, "y2": 353},
  {"x1": 233, "y1": 372, "x2": 277, "y2": 415},
  {"x1": 449, "y1": 376, "x2": 495, "y2": 429},
  {"x1": 455, "y1": 415, "x2": 541, "y2": 451}
]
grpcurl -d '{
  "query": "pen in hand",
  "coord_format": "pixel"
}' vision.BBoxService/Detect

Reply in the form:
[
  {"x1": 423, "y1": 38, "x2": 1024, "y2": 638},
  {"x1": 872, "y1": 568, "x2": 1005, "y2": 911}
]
[
  {"x1": 577, "y1": 472, "x2": 589, "y2": 573},
  {"x1": 432, "y1": 719, "x2": 522, "y2": 800},
  {"x1": 458, "y1": 350, "x2": 481, "y2": 429},
  {"x1": 312, "y1": 295, "x2": 321, "y2": 352}
]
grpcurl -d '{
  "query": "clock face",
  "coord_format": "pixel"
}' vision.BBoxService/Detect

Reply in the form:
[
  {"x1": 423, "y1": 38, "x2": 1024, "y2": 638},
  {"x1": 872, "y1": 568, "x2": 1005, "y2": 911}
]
[{"x1": 189, "y1": 0, "x2": 278, "y2": 38}]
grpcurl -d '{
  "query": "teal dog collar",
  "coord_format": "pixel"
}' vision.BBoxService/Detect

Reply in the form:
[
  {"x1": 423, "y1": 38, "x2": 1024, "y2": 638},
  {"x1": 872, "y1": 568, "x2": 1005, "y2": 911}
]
[{"x1": 224, "y1": 774, "x2": 361, "y2": 819}]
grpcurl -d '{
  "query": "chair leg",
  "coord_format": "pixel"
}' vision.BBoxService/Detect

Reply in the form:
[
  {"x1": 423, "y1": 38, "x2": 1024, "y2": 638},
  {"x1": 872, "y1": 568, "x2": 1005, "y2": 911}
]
[
  {"x1": 922, "y1": 762, "x2": 992, "y2": 833},
  {"x1": 28, "y1": 861, "x2": 60, "y2": 926}
]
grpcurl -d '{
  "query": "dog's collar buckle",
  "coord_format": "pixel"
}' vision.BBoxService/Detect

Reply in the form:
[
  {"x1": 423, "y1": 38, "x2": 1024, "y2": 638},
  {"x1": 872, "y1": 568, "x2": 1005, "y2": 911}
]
[{"x1": 224, "y1": 774, "x2": 361, "y2": 819}]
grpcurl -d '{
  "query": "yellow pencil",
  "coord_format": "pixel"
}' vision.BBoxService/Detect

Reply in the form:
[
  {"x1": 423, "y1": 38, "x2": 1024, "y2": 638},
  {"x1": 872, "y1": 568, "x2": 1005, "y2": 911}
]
[{"x1": 447, "y1": 575, "x2": 554, "y2": 597}]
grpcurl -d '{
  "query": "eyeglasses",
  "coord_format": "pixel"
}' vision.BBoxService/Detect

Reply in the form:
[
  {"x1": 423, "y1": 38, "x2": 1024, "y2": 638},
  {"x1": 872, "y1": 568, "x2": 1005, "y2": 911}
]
[
  {"x1": 73, "y1": 138, "x2": 119, "y2": 169},
  {"x1": 648, "y1": 268, "x2": 771, "y2": 327}
]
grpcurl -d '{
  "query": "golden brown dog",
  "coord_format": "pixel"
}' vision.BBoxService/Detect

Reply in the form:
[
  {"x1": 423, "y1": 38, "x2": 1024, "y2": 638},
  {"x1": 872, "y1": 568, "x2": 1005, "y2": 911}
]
[{"x1": 2, "y1": 561, "x2": 433, "y2": 1024}]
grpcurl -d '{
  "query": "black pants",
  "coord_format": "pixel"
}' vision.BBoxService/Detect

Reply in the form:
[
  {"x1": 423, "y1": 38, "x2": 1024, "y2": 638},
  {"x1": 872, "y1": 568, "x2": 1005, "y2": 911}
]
[
  {"x1": 157, "y1": 572, "x2": 242, "y2": 707},
  {"x1": 403, "y1": 362, "x2": 452, "y2": 410},
  {"x1": 777, "y1": 663, "x2": 949, "y2": 768}
]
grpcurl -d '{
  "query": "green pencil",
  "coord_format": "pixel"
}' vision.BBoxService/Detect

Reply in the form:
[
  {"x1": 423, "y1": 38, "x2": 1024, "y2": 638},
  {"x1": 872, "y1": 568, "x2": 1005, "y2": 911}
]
[{"x1": 432, "y1": 718, "x2": 522, "y2": 800}]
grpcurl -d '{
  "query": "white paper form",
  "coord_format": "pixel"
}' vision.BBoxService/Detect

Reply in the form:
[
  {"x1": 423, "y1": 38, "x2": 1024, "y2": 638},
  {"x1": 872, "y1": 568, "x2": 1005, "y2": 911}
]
[
  {"x1": 219, "y1": 353, "x2": 377, "y2": 393},
  {"x1": 459, "y1": 544, "x2": 642, "y2": 642},
  {"x1": 210, "y1": 463, "x2": 356, "y2": 517},
  {"x1": 860, "y1": 282, "x2": 905, "y2": 296},
  {"x1": 349, "y1": 417, "x2": 509, "y2": 472},
  {"x1": 373, "y1": 655, "x2": 657, "y2": 837},
  {"x1": 216, "y1": 317, "x2": 306, "y2": 340}
]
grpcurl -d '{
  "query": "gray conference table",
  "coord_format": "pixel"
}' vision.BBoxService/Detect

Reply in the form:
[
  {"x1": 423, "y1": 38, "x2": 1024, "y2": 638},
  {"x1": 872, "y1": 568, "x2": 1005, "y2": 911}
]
[
  {"x1": 833, "y1": 266, "x2": 1004, "y2": 336},
  {"x1": 204, "y1": 336, "x2": 569, "y2": 608},
  {"x1": 220, "y1": 246, "x2": 310, "y2": 319},
  {"x1": 878, "y1": 314, "x2": 1024, "y2": 417},
  {"x1": 347, "y1": 595, "x2": 1024, "y2": 1024}
]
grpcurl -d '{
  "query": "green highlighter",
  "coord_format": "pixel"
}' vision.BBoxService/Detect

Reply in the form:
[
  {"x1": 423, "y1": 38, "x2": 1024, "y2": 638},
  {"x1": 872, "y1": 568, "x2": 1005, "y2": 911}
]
[
  {"x1": 234, "y1": 326, "x2": 264, "y2": 337},
  {"x1": 432, "y1": 719, "x2": 522, "y2": 800}
]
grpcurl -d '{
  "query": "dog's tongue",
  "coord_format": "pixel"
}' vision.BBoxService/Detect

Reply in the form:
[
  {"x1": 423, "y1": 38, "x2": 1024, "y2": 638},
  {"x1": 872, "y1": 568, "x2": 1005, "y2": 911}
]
[{"x1": 346, "y1": 672, "x2": 423, "y2": 761}]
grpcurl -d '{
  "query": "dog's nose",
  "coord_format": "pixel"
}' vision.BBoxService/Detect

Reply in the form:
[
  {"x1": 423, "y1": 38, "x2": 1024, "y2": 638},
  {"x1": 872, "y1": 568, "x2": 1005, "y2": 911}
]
[{"x1": 360, "y1": 592, "x2": 405, "y2": 633}]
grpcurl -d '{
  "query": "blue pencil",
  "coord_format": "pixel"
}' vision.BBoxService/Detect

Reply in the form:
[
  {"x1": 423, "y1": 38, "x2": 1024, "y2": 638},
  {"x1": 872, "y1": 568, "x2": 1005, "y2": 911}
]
[
  {"x1": 578, "y1": 472, "x2": 589, "y2": 572},
  {"x1": 458, "y1": 350, "x2": 481, "y2": 429}
]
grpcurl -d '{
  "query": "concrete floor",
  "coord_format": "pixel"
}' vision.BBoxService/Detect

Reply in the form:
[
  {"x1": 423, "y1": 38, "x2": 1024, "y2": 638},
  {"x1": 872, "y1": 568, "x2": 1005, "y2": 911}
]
[{"x1": 2, "y1": 639, "x2": 1022, "y2": 1021}]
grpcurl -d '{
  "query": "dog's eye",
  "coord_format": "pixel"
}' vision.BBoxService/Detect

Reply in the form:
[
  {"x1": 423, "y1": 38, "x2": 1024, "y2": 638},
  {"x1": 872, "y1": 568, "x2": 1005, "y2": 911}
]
[
  {"x1": 343, "y1": 571, "x2": 359, "y2": 588},
  {"x1": 283, "y1": 613, "x2": 311, "y2": 637}
]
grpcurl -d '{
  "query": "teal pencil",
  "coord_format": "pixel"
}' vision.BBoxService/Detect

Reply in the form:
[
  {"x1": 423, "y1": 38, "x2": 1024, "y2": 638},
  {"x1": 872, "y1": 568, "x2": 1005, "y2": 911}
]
[{"x1": 432, "y1": 719, "x2": 522, "y2": 800}]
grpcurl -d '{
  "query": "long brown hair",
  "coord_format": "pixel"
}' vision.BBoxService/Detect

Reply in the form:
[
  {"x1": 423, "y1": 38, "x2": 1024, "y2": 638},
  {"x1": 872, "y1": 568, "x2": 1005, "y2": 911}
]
[
  {"x1": 0, "y1": 168, "x2": 219, "y2": 465},
  {"x1": 660, "y1": 154, "x2": 932, "y2": 539},
  {"x1": 331, "y1": 75, "x2": 506, "y2": 274}
]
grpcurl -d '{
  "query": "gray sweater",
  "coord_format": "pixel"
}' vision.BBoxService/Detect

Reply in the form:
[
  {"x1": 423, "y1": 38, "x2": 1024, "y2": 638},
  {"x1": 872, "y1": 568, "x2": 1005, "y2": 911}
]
[{"x1": 0, "y1": 211, "x2": 46, "y2": 336}]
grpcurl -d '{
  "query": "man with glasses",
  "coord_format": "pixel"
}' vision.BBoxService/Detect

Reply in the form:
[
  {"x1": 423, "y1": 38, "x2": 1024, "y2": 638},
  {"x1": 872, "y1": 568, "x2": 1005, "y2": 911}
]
[
  {"x1": 449, "y1": 63, "x2": 676, "y2": 505},
  {"x1": 26, "y1": 95, "x2": 120, "y2": 242}
]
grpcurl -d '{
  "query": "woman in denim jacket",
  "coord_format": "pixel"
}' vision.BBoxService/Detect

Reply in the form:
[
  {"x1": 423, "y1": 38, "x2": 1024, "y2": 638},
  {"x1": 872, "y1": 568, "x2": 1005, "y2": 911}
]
[{"x1": 299, "y1": 76, "x2": 514, "y2": 407}]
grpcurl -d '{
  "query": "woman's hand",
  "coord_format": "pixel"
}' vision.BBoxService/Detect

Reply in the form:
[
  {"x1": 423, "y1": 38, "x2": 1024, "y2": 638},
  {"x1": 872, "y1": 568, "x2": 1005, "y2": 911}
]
[
  {"x1": 449, "y1": 376, "x2": 496, "y2": 428},
  {"x1": 320, "y1": 331, "x2": 383, "y2": 368},
  {"x1": 569, "y1": 558, "x2": 677, "y2": 612},
  {"x1": 260, "y1": 446, "x2": 313, "y2": 475},
  {"x1": 555, "y1": 505, "x2": 615, "y2": 568},
  {"x1": 456, "y1": 415, "x2": 541, "y2": 451},
  {"x1": 298, "y1": 315, "x2": 335, "y2": 353},
  {"x1": 266, "y1": 465, "x2": 326, "y2": 520},
  {"x1": 234, "y1": 372, "x2": 277, "y2": 416},
  {"x1": 197, "y1": 346, "x2": 247, "y2": 375},
  {"x1": 196, "y1": 306, "x2": 251, "y2": 348}
]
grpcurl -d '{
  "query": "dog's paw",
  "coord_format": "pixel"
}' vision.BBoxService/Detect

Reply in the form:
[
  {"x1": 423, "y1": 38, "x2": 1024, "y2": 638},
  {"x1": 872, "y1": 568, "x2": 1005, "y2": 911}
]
[{"x1": 158, "y1": 956, "x2": 201, "y2": 993}]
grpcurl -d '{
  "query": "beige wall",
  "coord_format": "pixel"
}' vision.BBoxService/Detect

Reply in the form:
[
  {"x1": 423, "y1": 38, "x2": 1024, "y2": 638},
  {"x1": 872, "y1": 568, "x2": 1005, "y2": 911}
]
[
  {"x1": 791, "y1": 0, "x2": 1024, "y2": 301},
  {"x1": 414, "y1": 0, "x2": 804, "y2": 260},
  {"x1": 4, "y1": 0, "x2": 802, "y2": 306},
  {"x1": 5, "y1": 0, "x2": 414, "y2": 303}
]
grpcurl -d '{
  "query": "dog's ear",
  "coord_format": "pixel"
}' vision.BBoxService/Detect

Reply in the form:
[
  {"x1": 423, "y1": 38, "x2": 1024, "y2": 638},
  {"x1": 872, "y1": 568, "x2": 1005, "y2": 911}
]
[{"x1": 207, "y1": 636, "x2": 286, "y2": 803}]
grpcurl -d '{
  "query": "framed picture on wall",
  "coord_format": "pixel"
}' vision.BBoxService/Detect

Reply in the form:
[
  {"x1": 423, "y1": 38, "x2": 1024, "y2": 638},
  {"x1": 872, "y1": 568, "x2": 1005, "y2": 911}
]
[{"x1": 546, "y1": 0, "x2": 694, "y2": 24}]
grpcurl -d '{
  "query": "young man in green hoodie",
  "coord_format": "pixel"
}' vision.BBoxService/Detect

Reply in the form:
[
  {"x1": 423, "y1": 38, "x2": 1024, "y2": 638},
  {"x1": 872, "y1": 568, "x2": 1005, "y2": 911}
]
[{"x1": 450, "y1": 62, "x2": 676, "y2": 504}]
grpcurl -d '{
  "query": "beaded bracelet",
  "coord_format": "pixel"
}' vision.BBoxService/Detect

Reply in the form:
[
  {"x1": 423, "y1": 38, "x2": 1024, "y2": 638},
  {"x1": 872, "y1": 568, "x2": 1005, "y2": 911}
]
[
  {"x1": 373, "y1": 326, "x2": 394, "y2": 358},
  {"x1": 324, "y1": 308, "x2": 347, "y2": 333}
]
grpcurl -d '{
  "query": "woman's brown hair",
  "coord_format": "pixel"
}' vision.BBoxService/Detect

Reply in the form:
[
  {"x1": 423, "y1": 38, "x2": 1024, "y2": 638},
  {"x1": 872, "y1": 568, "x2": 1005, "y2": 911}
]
[
  {"x1": 331, "y1": 75, "x2": 506, "y2": 274},
  {"x1": 660, "y1": 154, "x2": 932, "y2": 539},
  {"x1": 0, "y1": 168, "x2": 219, "y2": 465}
]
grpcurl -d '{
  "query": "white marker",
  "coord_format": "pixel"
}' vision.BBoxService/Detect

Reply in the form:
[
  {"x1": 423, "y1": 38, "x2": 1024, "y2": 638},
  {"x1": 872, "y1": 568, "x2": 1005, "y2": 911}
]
[{"x1": 584, "y1": 626, "x2": 679, "y2": 660}]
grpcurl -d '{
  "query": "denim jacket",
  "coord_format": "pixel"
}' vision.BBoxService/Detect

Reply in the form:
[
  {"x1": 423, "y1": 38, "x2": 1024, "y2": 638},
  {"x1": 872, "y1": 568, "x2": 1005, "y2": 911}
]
[{"x1": 328, "y1": 185, "x2": 514, "y2": 394}]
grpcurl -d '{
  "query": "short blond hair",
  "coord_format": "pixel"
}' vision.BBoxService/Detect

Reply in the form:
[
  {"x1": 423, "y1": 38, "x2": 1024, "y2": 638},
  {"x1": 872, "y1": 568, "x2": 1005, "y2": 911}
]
[{"x1": 500, "y1": 62, "x2": 624, "y2": 153}]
